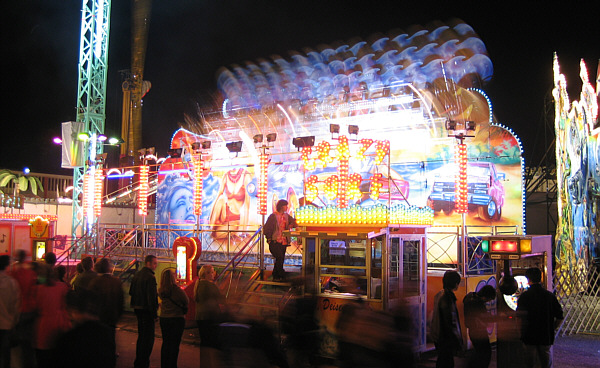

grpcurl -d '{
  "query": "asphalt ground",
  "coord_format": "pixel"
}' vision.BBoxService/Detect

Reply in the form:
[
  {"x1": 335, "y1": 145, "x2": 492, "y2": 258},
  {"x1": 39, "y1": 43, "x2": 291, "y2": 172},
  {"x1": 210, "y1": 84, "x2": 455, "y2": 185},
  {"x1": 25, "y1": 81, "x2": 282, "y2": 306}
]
[{"x1": 115, "y1": 312, "x2": 600, "y2": 368}]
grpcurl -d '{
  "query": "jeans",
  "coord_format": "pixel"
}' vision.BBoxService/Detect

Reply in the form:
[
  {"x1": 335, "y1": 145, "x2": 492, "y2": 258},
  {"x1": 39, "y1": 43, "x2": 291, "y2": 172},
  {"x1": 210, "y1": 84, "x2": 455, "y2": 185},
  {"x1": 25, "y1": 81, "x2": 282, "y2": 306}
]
[
  {"x1": 468, "y1": 338, "x2": 491, "y2": 368},
  {"x1": 197, "y1": 319, "x2": 220, "y2": 348},
  {"x1": 160, "y1": 317, "x2": 185, "y2": 368},
  {"x1": 13, "y1": 312, "x2": 36, "y2": 368},
  {"x1": 134, "y1": 309, "x2": 156, "y2": 368},
  {"x1": 269, "y1": 242, "x2": 287, "y2": 279},
  {"x1": 523, "y1": 344, "x2": 553, "y2": 368},
  {"x1": 435, "y1": 341, "x2": 455, "y2": 368},
  {"x1": 0, "y1": 329, "x2": 11, "y2": 368}
]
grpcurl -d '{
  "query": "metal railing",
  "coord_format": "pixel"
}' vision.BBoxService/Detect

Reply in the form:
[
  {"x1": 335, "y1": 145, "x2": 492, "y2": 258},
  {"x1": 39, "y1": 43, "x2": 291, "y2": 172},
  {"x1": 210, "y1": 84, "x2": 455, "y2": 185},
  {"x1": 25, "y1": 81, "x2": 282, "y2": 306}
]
[{"x1": 427, "y1": 225, "x2": 518, "y2": 274}]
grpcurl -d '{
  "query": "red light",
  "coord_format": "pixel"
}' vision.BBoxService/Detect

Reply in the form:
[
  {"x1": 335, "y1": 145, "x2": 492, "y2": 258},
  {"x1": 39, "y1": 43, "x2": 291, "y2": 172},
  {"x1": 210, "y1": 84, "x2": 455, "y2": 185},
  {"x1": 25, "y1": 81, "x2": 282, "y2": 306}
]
[
  {"x1": 94, "y1": 170, "x2": 104, "y2": 217},
  {"x1": 348, "y1": 173, "x2": 362, "y2": 200},
  {"x1": 324, "y1": 175, "x2": 339, "y2": 200},
  {"x1": 356, "y1": 138, "x2": 373, "y2": 161},
  {"x1": 455, "y1": 143, "x2": 468, "y2": 214},
  {"x1": 491, "y1": 240, "x2": 518, "y2": 252},
  {"x1": 193, "y1": 158, "x2": 203, "y2": 216},
  {"x1": 316, "y1": 141, "x2": 333, "y2": 167},
  {"x1": 305, "y1": 175, "x2": 319, "y2": 202},
  {"x1": 370, "y1": 173, "x2": 383, "y2": 200},
  {"x1": 82, "y1": 172, "x2": 93, "y2": 218},
  {"x1": 374, "y1": 140, "x2": 390, "y2": 165},
  {"x1": 301, "y1": 146, "x2": 315, "y2": 170},
  {"x1": 258, "y1": 152, "x2": 269, "y2": 215},
  {"x1": 337, "y1": 136, "x2": 350, "y2": 208}
]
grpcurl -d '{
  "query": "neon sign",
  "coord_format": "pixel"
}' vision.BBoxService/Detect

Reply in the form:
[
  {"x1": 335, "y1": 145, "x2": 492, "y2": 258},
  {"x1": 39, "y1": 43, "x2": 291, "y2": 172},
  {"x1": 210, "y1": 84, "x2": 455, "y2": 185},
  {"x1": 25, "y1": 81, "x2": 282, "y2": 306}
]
[{"x1": 138, "y1": 165, "x2": 149, "y2": 216}]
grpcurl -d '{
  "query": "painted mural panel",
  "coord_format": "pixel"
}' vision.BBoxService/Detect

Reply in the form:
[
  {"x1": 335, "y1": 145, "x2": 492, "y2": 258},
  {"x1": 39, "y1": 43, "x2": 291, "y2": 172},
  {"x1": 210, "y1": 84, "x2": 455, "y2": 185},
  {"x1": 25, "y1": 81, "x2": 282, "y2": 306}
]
[
  {"x1": 156, "y1": 119, "x2": 524, "y2": 261},
  {"x1": 552, "y1": 57, "x2": 600, "y2": 269}
]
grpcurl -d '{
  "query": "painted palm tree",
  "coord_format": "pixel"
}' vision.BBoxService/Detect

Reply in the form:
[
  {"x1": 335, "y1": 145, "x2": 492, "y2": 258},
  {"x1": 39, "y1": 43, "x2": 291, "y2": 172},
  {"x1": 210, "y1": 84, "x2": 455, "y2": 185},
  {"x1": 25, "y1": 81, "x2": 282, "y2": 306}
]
[{"x1": 0, "y1": 169, "x2": 44, "y2": 196}]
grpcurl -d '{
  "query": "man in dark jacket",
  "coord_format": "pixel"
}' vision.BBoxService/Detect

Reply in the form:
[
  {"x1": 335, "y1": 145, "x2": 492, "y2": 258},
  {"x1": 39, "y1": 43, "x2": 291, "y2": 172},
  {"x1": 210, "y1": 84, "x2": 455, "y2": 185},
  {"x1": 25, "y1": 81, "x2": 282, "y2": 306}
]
[
  {"x1": 517, "y1": 267, "x2": 563, "y2": 368},
  {"x1": 263, "y1": 199, "x2": 297, "y2": 281},
  {"x1": 73, "y1": 256, "x2": 97, "y2": 292},
  {"x1": 431, "y1": 270, "x2": 463, "y2": 368},
  {"x1": 129, "y1": 255, "x2": 158, "y2": 368},
  {"x1": 463, "y1": 285, "x2": 496, "y2": 368},
  {"x1": 89, "y1": 258, "x2": 123, "y2": 349}
]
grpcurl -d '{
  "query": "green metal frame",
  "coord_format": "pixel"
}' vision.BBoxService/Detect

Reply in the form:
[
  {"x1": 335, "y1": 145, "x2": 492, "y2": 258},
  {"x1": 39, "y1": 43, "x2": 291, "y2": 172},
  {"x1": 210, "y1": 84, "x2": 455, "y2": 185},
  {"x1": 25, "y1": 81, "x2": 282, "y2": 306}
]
[{"x1": 72, "y1": 0, "x2": 111, "y2": 244}]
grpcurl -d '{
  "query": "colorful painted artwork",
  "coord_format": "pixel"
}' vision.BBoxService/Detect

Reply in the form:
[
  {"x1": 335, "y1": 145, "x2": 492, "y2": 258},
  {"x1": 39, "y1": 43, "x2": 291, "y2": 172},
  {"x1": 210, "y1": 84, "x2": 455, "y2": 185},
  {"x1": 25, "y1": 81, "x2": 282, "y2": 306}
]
[{"x1": 552, "y1": 56, "x2": 600, "y2": 269}]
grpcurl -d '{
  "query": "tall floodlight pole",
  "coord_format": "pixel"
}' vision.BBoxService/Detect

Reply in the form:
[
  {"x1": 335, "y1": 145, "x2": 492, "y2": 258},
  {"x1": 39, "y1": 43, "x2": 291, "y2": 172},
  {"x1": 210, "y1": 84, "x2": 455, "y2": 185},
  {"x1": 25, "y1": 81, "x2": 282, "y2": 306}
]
[{"x1": 72, "y1": 0, "x2": 111, "y2": 246}]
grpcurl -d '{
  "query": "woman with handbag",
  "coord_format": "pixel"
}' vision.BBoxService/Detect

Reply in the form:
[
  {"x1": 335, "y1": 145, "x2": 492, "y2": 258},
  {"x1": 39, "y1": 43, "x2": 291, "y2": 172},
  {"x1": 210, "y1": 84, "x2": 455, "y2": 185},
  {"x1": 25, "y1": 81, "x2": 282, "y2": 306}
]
[{"x1": 158, "y1": 269, "x2": 189, "y2": 368}]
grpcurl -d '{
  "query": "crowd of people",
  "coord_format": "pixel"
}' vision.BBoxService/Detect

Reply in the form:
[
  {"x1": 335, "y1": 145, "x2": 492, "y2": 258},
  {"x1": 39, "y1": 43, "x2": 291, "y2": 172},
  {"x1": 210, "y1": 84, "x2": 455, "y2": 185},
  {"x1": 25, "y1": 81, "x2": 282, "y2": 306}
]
[
  {"x1": 431, "y1": 269, "x2": 564, "y2": 368},
  {"x1": 1, "y1": 249, "x2": 565, "y2": 368},
  {"x1": 0, "y1": 250, "x2": 123, "y2": 368}
]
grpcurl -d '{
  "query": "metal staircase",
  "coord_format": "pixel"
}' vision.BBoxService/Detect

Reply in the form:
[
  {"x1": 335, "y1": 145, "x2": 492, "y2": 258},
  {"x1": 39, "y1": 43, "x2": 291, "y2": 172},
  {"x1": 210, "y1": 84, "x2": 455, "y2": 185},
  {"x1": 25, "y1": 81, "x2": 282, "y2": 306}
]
[{"x1": 213, "y1": 227, "x2": 297, "y2": 332}]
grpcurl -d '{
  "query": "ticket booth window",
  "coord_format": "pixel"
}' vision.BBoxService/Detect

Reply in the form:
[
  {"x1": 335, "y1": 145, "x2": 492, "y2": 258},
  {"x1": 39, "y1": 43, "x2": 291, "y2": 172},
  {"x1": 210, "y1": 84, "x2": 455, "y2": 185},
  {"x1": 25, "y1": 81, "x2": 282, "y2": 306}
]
[
  {"x1": 388, "y1": 235, "x2": 424, "y2": 307},
  {"x1": 402, "y1": 239, "x2": 420, "y2": 296},
  {"x1": 370, "y1": 237, "x2": 383, "y2": 299},
  {"x1": 320, "y1": 237, "x2": 368, "y2": 295}
]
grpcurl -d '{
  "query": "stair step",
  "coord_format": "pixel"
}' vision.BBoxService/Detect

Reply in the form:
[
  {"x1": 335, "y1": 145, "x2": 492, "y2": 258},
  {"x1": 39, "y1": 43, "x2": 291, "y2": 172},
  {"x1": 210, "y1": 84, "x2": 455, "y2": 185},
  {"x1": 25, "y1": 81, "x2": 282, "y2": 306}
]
[
  {"x1": 237, "y1": 301, "x2": 280, "y2": 311},
  {"x1": 254, "y1": 280, "x2": 292, "y2": 286},
  {"x1": 245, "y1": 291, "x2": 287, "y2": 298}
]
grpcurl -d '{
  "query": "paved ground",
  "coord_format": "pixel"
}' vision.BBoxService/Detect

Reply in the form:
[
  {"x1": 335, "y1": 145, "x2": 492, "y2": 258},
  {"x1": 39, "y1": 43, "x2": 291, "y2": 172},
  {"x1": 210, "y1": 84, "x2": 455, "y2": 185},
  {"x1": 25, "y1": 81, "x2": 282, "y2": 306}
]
[{"x1": 116, "y1": 312, "x2": 600, "y2": 368}]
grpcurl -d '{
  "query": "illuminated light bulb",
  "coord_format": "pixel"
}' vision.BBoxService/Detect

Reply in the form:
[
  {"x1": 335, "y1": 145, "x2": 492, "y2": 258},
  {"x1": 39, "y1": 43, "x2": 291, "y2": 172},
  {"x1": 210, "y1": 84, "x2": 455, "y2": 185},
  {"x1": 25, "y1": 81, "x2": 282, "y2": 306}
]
[
  {"x1": 301, "y1": 146, "x2": 316, "y2": 171},
  {"x1": 337, "y1": 135, "x2": 351, "y2": 159},
  {"x1": 94, "y1": 170, "x2": 104, "y2": 217},
  {"x1": 337, "y1": 156, "x2": 349, "y2": 208},
  {"x1": 193, "y1": 157, "x2": 204, "y2": 217},
  {"x1": 82, "y1": 172, "x2": 94, "y2": 219},
  {"x1": 258, "y1": 153, "x2": 269, "y2": 215},
  {"x1": 370, "y1": 173, "x2": 383, "y2": 200},
  {"x1": 324, "y1": 175, "x2": 339, "y2": 200},
  {"x1": 455, "y1": 143, "x2": 468, "y2": 214},
  {"x1": 356, "y1": 138, "x2": 373, "y2": 161},
  {"x1": 305, "y1": 175, "x2": 319, "y2": 202},
  {"x1": 374, "y1": 140, "x2": 390, "y2": 165},
  {"x1": 317, "y1": 141, "x2": 334, "y2": 168}
]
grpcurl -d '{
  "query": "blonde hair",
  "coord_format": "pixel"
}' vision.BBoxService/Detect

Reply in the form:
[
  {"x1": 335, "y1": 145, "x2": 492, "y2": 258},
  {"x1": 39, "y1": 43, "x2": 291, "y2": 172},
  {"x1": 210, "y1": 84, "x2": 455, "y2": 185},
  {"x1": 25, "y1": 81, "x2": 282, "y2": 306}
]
[{"x1": 197, "y1": 265, "x2": 214, "y2": 280}]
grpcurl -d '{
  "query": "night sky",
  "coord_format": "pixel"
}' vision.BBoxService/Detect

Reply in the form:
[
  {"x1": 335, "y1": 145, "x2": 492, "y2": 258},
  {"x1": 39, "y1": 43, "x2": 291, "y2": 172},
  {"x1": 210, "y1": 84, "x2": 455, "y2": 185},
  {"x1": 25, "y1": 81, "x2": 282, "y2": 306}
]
[{"x1": 2, "y1": 1, "x2": 598, "y2": 175}]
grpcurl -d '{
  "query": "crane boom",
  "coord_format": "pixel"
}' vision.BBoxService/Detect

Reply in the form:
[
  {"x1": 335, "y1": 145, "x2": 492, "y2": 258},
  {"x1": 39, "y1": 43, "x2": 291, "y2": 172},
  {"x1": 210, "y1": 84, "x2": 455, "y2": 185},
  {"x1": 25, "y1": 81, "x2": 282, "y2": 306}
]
[{"x1": 121, "y1": 0, "x2": 152, "y2": 161}]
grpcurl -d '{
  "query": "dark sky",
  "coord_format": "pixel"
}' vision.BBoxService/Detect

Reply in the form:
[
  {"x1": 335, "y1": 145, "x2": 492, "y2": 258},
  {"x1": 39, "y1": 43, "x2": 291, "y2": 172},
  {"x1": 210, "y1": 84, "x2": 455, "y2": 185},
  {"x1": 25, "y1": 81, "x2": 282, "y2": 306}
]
[{"x1": 1, "y1": 1, "x2": 598, "y2": 175}]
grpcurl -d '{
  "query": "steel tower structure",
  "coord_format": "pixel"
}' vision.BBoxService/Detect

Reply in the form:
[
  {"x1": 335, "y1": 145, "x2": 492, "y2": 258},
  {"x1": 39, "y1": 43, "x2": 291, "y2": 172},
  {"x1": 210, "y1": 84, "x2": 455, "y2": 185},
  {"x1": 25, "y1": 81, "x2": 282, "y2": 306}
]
[{"x1": 72, "y1": 0, "x2": 111, "y2": 240}]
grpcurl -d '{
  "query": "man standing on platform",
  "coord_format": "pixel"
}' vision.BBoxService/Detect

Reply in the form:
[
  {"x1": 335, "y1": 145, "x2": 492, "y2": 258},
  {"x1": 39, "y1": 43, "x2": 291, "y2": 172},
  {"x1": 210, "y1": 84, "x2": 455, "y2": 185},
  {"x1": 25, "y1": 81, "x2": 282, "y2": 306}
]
[
  {"x1": 517, "y1": 267, "x2": 563, "y2": 368},
  {"x1": 264, "y1": 199, "x2": 297, "y2": 281},
  {"x1": 129, "y1": 255, "x2": 159, "y2": 368}
]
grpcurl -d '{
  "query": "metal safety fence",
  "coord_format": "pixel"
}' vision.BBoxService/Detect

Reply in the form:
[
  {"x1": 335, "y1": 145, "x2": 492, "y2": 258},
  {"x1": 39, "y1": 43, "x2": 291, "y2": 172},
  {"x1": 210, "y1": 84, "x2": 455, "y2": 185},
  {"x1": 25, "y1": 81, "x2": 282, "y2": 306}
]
[{"x1": 554, "y1": 263, "x2": 600, "y2": 335}]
